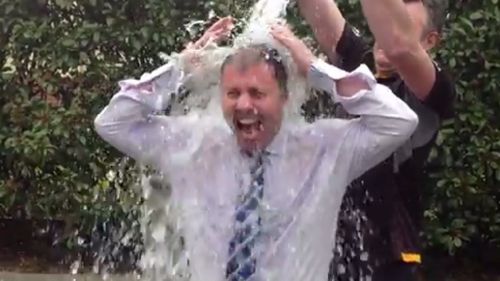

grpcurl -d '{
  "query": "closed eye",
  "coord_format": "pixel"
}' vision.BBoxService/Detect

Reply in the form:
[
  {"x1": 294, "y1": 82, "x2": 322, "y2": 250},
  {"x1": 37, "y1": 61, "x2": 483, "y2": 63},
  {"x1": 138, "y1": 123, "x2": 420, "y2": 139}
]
[
  {"x1": 226, "y1": 90, "x2": 240, "y2": 99},
  {"x1": 249, "y1": 88, "x2": 265, "y2": 99}
]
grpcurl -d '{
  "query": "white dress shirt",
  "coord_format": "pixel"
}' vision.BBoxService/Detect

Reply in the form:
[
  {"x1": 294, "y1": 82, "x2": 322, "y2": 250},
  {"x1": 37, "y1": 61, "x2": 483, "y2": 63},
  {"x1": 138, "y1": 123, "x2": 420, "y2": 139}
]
[{"x1": 94, "y1": 59, "x2": 418, "y2": 281}]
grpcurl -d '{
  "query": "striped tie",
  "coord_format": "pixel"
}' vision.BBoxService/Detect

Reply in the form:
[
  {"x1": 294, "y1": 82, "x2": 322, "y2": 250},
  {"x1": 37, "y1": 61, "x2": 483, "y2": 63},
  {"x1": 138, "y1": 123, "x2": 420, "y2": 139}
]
[{"x1": 226, "y1": 155, "x2": 265, "y2": 280}]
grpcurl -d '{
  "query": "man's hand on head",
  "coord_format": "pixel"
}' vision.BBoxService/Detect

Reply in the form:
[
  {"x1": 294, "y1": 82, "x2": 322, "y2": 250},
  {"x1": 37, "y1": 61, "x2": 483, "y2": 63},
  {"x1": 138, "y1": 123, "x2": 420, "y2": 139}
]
[
  {"x1": 270, "y1": 23, "x2": 315, "y2": 77},
  {"x1": 182, "y1": 16, "x2": 235, "y2": 54},
  {"x1": 180, "y1": 16, "x2": 235, "y2": 72},
  {"x1": 191, "y1": 16, "x2": 235, "y2": 50}
]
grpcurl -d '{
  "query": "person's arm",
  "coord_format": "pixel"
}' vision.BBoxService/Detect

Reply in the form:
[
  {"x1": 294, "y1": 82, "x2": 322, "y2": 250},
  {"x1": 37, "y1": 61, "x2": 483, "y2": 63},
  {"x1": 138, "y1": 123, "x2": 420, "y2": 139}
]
[
  {"x1": 94, "y1": 62, "x2": 190, "y2": 169},
  {"x1": 271, "y1": 24, "x2": 418, "y2": 180},
  {"x1": 297, "y1": 0, "x2": 370, "y2": 71},
  {"x1": 308, "y1": 60, "x2": 418, "y2": 180},
  {"x1": 95, "y1": 17, "x2": 235, "y2": 168},
  {"x1": 360, "y1": 0, "x2": 436, "y2": 100},
  {"x1": 296, "y1": 0, "x2": 345, "y2": 61}
]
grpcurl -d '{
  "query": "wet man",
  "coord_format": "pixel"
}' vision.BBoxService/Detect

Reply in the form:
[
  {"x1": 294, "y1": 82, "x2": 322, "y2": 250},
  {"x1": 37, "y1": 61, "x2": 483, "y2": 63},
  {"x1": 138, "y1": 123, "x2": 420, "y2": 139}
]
[
  {"x1": 94, "y1": 17, "x2": 418, "y2": 281},
  {"x1": 298, "y1": 0, "x2": 456, "y2": 280}
]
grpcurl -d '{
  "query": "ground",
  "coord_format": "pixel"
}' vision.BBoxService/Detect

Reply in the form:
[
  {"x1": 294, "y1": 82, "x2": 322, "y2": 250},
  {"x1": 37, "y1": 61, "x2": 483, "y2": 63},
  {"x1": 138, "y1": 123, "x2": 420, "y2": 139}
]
[{"x1": 1, "y1": 249, "x2": 499, "y2": 280}]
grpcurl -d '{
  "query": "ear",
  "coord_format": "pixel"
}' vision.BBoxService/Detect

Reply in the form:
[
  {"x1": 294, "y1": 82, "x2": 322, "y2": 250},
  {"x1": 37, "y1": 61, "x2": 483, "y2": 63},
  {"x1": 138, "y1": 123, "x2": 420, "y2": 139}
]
[{"x1": 422, "y1": 31, "x2": 440, "y2": 51}]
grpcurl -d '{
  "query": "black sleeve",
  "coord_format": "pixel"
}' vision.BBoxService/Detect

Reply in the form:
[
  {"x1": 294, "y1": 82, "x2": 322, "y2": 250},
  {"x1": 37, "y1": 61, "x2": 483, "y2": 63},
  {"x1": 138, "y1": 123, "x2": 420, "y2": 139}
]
[
  {"x1": 422, "y1": 64, "x2": 456, "y2": 120},
  {"x1": 334, "y1": 22, "x2": 372, "y2": 72},
  {"x1": 305, "y1": 23, "x2": 371, "y2": 121}
]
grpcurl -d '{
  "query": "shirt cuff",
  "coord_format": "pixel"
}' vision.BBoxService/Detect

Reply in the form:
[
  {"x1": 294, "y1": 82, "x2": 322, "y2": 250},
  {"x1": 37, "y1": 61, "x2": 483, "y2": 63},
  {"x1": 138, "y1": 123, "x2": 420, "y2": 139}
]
[
  {"x1": 115, "y1": 62, "x2": 185, "y2": 111},
  {"x1": 307, "y1": 59, "x2": 376, "y2": 103}
]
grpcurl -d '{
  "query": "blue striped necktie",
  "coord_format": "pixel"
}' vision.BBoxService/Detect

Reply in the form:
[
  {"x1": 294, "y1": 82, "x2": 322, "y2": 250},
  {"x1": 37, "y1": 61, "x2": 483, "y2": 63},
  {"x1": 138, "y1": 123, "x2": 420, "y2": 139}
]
[{"x1": 226, "y1": 154, "x2": 265, "y2": 280}]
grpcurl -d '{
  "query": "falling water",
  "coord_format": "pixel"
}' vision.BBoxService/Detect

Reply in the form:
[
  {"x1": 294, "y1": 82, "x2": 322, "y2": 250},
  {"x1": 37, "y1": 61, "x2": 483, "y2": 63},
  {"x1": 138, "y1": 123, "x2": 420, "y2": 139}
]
[
  {"x1": 135, "y1": 0, "x2": 312, "y2": 280},
  {"x1": 92, "y1": 0, "x2": 345, "y2": 280},
  {"x1": 166, "y1": 0, "x2": 308, "y2": 123}
]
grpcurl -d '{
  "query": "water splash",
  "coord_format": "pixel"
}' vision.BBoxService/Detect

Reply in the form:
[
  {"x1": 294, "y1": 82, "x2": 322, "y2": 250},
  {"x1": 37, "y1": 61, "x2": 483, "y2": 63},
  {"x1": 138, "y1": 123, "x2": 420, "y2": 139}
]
[
  {"x1": 139, "y1": 0, "x2": 312, "y2": 280},
  {"x1": 235, "y1": 0, "x2": 308, "y2": 122},
  {"x1": 92, "y1": 0, "x2": 313, "y2": 280},
  {"x1": 138, "y1": 1, "x2": 301, "y2": 280},
  {"x1": 139, "y1": 172, "x2": 190, "y2": 281},
  {"x1": 168, "y1": 0, "x2": 307, "y2": 124}
]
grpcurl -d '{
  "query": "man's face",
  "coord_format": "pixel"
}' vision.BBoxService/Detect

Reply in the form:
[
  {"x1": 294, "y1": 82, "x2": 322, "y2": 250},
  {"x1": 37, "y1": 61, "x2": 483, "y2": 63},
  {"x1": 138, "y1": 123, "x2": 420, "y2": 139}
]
[
  {"x1": 373, "y1": 2, "x2": 435, "y2": 75},
  {"x1": 220, "y1": 61, "x2": 287, "y2": 153}
]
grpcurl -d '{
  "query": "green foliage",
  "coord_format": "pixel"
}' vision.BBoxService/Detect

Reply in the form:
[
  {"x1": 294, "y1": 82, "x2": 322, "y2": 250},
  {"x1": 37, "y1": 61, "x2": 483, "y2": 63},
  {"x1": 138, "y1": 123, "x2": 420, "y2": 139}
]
[
  {"x1": 0, "y1": 0, "x2": 499, "y2": 263},
  {"x1": 422, "y1": 0, "x2": 500, "y2": 255}
]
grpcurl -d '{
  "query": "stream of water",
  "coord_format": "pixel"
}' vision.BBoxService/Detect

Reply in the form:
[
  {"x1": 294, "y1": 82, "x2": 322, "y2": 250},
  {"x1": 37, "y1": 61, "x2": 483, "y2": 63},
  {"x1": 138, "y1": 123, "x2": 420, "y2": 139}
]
[{"x1": 91, "y1": 0, "x2": 336, "y2": 280}]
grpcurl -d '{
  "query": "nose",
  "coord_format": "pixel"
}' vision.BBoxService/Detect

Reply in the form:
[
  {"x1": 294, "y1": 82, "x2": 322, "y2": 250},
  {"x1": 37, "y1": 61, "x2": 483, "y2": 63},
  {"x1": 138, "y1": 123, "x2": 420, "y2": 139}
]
[{"x1": 235, "y1": 93, "x2": 254, "y2": 111}]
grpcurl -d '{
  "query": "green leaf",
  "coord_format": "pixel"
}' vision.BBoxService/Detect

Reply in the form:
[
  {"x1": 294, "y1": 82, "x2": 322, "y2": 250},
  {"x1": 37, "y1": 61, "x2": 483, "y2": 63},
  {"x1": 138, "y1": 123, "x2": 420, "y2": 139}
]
[
  {"x1": 62, "y1": 38, "x2": 76, "y2": 47},
  {"x1": 106, "y1": 17, "x2": 115, "y2": 26},
  {"x1": 470, "y1": 11, "x2": 483, "y2": 20},
  {"x1": 92, "y1": 32, "x2": 100, "y2": 42},
  {"x1": 132, "y1": 39, "x2": 141, "y2": 50}
]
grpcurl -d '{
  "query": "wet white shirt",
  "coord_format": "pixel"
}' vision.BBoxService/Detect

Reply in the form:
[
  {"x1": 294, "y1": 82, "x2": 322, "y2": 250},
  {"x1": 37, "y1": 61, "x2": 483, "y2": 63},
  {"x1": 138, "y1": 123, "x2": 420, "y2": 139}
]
[{"x1": 94, "y1": 59, "x2": 418, "y2": 281}]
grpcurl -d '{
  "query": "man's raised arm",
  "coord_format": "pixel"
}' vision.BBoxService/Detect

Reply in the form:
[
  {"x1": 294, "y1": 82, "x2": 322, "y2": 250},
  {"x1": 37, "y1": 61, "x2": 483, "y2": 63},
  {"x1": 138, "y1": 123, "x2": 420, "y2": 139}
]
[
  {"x1": 271, "y1": 24, "x2": 418, "y2": 180},
  {"x1": 95, "y1": 16, "x2": 235, "y2": 168},
  {"x1": 94, "y1": 62, "x2": 189, "y2": 168},
  {"x1": 308, "y1": 60, "x2": 418, "y2": 180},
  {"x1": 298, "y1": 0, "x2": 370, "y2": 72},
  {"x1": 360, "y1": 0, "x2": 436, "y2": 99},
  {"x1": 297, "y1": 0, "x2": 345, "y2": 61}
]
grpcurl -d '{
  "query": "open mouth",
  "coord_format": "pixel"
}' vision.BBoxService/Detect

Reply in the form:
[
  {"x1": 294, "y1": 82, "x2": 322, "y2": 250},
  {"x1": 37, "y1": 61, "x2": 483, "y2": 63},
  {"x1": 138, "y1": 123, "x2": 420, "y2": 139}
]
[{"x1": 235, "y1": 118, "x2": 263, "y2": 139}]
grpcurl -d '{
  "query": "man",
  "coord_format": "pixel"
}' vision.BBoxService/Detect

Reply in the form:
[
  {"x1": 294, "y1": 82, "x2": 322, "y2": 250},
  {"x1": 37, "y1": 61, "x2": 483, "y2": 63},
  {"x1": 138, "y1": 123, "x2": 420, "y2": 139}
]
[
  {"x1": 94, "y1": 17, "x2": 418, "y2": 280},
  {"x1": 297, "y1": 0, "x2": 455, "y2": 280}
]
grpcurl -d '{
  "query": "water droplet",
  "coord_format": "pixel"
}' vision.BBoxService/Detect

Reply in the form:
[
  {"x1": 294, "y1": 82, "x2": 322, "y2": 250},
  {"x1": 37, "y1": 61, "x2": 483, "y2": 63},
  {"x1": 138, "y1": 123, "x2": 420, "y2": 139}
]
[
  {"x1": 70, "y1": 260, "x2": 80, "y2": 275},
  {"x1": 77, "y1": 237, "x2": 85, "y2": 246},
  {"x1": 106, "y1": 170, "x2": 116, "y2": 181}
]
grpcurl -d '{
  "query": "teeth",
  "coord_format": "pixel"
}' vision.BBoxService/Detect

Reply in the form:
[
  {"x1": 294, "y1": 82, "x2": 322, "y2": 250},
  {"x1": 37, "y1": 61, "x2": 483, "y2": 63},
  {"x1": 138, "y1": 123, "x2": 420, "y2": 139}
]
[{"x1": 239, "y1": 119, "x2": 258, "y2": 125}]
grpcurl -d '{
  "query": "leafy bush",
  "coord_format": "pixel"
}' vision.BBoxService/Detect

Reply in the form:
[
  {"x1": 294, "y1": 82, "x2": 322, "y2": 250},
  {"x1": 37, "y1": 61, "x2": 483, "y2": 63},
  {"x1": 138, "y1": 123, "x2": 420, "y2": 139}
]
[
  {"x1": 422, "y1": 0, "x2": 500, "y2": 256},
  {"x1": 0, "y1": 0, "x2": 498, "y2": 266}
]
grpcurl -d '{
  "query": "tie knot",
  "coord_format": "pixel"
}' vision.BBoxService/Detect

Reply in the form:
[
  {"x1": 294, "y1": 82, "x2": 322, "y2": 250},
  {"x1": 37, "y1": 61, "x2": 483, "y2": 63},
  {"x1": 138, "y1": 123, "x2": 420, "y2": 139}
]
[{"x1": 250, "y1": 151, "x2": 269, "y2": 172}]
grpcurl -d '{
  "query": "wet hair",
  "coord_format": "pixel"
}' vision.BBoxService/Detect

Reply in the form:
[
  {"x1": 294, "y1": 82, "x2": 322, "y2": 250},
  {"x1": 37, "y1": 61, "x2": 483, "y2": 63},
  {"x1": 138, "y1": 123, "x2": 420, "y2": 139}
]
[
  {"x1": 404, "y1": 0, "x2": 449, "y2": 33},
  {"x1": 220, "y1": 44, "x2": 288, "y2": 95}
]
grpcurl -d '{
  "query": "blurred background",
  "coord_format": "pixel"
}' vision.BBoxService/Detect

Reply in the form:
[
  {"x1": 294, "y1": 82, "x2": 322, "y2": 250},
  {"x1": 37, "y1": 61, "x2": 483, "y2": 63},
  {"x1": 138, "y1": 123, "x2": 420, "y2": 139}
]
[{"x1": 0, "y1": 0, "x2": 499, "y2": 280}]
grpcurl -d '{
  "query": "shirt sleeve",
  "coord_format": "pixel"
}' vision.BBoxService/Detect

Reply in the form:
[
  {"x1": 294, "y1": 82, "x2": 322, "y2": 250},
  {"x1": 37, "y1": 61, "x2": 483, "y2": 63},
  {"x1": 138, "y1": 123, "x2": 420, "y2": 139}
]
[
  {"x1": 94, "y1": 62, "x2": 195, "y2": 170},
  {"x1": 334, "y1": 22, "x2": 372, "y2": 72},
  {"x1": 421, "y1": 63, "x2": 456, "y2": 120},
  {"x1": 307, "y1": 60, "x2": 419, "y2": 183}
]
